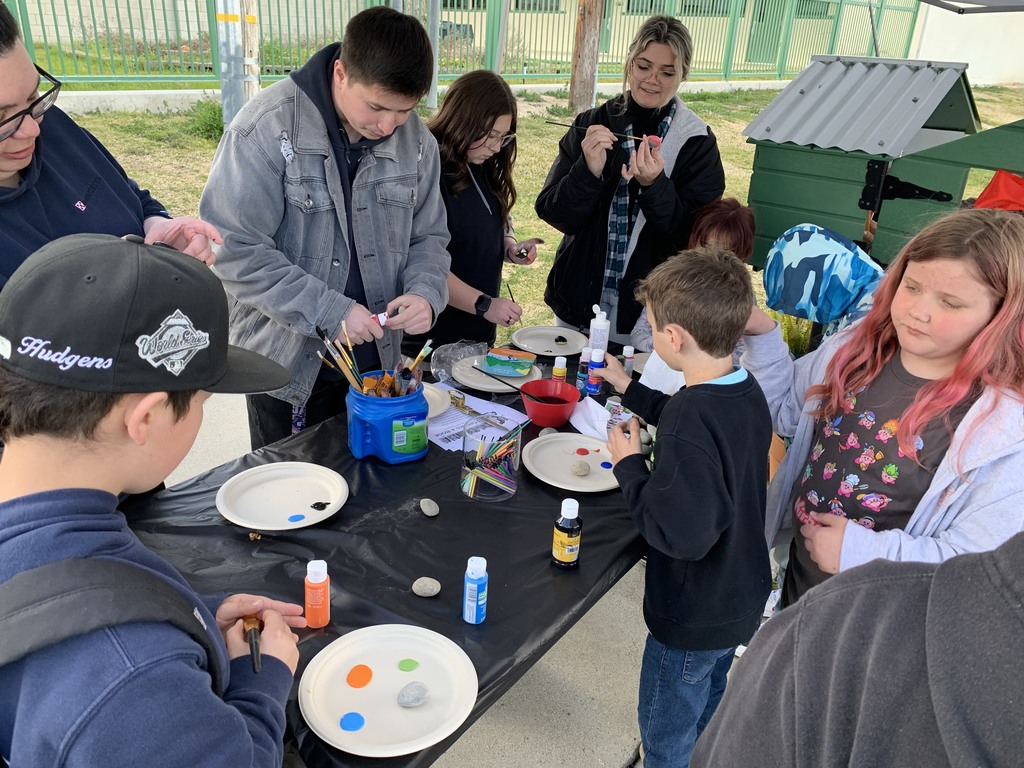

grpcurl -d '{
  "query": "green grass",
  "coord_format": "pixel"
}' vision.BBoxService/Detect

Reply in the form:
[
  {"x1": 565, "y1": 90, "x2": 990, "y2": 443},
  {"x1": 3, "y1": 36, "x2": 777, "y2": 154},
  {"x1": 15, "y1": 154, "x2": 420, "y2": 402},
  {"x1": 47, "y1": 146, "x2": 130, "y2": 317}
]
[{"x1": 72, "y1": 84, "x2": 1023, "y2": 349}]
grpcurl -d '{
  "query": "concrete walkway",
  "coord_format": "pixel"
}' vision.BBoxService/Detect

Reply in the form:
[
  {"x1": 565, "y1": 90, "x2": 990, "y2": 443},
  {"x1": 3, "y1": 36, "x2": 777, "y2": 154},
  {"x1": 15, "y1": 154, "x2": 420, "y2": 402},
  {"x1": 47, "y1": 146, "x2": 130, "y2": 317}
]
[{"x1": 169, "y1": 394, "x2": 647, "y2": 768}]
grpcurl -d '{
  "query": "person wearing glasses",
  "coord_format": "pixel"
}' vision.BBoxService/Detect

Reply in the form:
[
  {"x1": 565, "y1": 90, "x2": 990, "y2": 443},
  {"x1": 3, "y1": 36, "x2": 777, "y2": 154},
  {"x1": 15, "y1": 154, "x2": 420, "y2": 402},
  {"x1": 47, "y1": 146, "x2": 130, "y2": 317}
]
[
  {"x1": 403, "y1": 70, "x2": 540, "y2": 355},
  {"x1": 536, "y1": 15, "x2": 725, "y2": 347},
  {"x1": 0, "y1": 3, "x2": 221, "y2": 288}
]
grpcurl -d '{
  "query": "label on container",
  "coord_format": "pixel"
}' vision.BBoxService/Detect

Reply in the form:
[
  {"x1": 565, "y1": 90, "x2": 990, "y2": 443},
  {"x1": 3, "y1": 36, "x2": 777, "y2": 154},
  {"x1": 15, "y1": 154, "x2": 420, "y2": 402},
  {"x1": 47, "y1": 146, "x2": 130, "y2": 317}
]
[
  {"x1": 391, "y1": 417, "x2": 427, "y2": 454},
  {"x1": 552, "y1": 529, "x2": 581, "y2": 563},
  {"x1": 463, "y1": 581, "x2": 487, "y2": 623}
]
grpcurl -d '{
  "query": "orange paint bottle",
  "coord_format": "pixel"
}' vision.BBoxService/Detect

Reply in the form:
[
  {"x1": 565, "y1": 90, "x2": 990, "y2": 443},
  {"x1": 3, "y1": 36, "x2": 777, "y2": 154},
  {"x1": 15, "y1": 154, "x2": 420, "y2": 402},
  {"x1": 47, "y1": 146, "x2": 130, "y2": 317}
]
[{"x1": 305, "y1": 560, "x2": 330, "y2": 629}]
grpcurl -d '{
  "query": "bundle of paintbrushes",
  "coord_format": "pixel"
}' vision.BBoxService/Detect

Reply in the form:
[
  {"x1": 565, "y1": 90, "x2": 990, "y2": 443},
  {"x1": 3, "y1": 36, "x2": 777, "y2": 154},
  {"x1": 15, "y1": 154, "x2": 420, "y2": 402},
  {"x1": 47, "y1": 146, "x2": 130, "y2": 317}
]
[
  {"x1": 315, "y1": 325, "x2": 363, "y2": 390},
  {"x1": 460, "y1": 420, "x2": 531, "y2": 501},
  {"x1": 316, "y1": 328, "x2": 433, "y2": 398}
]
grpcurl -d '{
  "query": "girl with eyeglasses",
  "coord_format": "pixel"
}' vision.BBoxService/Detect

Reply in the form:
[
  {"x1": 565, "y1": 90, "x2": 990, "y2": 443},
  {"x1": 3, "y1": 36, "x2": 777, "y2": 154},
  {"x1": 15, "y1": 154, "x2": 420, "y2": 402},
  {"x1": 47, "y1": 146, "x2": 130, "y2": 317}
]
[
  {"x1": 536, "y1": 15, "x2": 726, "y2": 348},
  {"x1": 0, "y1": 2, "x2": 221, "y2": 288},
  {"x1": 403, "y1": 69, "x2": 541, "y2": 354}
]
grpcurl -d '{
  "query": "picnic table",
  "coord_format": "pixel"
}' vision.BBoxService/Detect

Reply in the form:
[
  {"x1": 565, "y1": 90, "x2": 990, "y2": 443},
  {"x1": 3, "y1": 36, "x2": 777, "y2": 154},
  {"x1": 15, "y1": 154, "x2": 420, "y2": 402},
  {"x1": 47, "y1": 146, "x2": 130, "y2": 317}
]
[{"x1": 122, "y1": 398, "x2": 643, "y2": 768}]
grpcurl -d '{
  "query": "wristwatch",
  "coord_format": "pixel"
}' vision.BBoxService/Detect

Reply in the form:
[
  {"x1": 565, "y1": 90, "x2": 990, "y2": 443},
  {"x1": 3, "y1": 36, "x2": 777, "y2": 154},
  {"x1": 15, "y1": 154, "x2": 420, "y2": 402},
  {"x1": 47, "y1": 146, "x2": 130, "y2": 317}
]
[{"x1": 474, "y1": 294, "x2": 492, "y2": 317}]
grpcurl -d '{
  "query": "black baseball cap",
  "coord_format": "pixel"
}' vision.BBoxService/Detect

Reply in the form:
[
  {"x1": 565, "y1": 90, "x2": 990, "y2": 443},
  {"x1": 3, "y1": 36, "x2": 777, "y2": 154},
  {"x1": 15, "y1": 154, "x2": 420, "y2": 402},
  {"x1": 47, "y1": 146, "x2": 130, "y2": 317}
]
[{"x1": 0, "y1": 234, "x2": 290, "y2": 394}]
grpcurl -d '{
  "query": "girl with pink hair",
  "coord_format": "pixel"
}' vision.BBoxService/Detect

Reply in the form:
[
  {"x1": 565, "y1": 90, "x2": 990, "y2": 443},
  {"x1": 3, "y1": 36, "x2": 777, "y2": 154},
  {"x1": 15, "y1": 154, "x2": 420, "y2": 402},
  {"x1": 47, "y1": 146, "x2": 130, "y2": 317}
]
[{"x1": 743, "y1": 208, "x2": 1024, "y2": 607}]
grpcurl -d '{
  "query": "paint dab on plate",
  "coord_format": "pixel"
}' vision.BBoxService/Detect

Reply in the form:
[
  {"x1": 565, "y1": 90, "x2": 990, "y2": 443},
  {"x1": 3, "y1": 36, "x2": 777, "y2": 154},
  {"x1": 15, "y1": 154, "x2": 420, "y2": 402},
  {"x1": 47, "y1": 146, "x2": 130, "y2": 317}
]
[
  {"x1": 346, "y1": 664, "x2": 373, "y2": 688},
  {"x1": 397, "y1": 658, "x2": 420, "y2": 672},
  {"x1": 288, "y1": 513, "x2": 305, "y2": 522},
  {"x1": 575, "y1": 448, "x2": 590, "y2": 456},
  {"x1": 600, "y1": 461, "x2": 613, "y2": 469},
  {"x1": 340, "y1": 712, "x2": 365, "y2": 732}
]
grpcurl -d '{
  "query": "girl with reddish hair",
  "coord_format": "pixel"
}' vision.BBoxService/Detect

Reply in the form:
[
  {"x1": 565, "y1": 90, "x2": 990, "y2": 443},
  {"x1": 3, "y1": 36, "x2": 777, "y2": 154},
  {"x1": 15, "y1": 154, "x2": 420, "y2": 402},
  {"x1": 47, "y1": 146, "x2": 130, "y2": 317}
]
[{"x1": 743, "y1": 208, "x2": 1024, "y2": 607}]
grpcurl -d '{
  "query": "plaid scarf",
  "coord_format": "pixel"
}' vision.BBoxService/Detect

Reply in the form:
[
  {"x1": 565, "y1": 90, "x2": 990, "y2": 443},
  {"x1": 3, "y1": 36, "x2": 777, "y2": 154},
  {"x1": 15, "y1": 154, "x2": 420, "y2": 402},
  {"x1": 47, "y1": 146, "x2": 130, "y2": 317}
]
[{"x1": 601, "y1": 100, "x2": 677, "y2": 308}]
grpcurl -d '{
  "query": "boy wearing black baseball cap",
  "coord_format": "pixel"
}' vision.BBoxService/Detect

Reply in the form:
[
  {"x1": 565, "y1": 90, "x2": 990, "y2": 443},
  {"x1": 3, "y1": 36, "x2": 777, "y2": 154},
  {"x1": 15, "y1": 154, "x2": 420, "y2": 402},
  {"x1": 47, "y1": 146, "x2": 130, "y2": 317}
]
[{"x1": 0, "y1": 234, "x2": 305, "y2": 766}]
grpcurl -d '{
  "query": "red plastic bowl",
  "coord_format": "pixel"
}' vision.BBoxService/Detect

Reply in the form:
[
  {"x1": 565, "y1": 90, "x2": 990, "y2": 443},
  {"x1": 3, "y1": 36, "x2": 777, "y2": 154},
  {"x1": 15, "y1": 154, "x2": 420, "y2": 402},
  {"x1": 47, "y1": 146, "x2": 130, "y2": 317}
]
[{"x1": 519, "y1": 379, "x2": 581, "y2": 428}]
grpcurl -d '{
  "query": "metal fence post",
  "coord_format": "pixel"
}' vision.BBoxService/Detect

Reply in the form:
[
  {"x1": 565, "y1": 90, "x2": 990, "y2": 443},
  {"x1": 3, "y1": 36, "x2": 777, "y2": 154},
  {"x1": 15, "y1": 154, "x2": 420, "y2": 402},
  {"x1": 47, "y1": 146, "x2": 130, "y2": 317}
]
[
  {"x1": 12, "y1": 0, "x2": 36, "y2": 60},
  {"x1": 216, "y1": 0, "x2": 260, "y2": 129},
  {"x1": 427, "y1": 0, "x2": 440, "y2": 109}
]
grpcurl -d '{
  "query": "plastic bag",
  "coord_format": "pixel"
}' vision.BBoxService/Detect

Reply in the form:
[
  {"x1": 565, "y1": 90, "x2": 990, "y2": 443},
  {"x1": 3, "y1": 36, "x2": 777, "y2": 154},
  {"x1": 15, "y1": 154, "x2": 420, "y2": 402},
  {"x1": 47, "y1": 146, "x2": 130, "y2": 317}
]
[{"x1": 430, "y1": 341, "x2": 488, "y2": 383}]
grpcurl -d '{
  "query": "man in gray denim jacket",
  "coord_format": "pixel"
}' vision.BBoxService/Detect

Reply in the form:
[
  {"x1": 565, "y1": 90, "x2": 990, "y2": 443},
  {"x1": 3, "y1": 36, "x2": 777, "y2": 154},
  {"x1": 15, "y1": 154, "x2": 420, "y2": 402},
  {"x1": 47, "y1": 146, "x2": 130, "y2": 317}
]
[{"x1": 200, "y1": 8, "x2": 450, "y2": 449}]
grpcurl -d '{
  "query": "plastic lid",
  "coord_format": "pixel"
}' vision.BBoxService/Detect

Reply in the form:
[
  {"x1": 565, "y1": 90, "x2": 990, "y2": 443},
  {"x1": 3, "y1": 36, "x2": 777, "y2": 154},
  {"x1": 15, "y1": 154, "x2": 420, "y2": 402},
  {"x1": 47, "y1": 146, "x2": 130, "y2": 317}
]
[
  {"x1": 554, "y1": 356, "x2": 567, "y2": 368},
  {"x1": 623, "y1": 346, "x2": 635, "y2": 357},
  {"x1": 590, "y1": 348, "x2": 604, "y2": 363},
  {"x1": 560, "y1": 498, "x2": 579, "y2": 519},
  {"x1": 307, "y1": 559, "x2": 328, "y2": 583},
  {"x1": 466, "y1": 556, "x2": 487, "y2": 577},
  {"x1": 581, "y1": 346, "x2": 591, "y2": 357},
  {"x1": 592, "y1": 304, "x2": 606, "y2": 320}
]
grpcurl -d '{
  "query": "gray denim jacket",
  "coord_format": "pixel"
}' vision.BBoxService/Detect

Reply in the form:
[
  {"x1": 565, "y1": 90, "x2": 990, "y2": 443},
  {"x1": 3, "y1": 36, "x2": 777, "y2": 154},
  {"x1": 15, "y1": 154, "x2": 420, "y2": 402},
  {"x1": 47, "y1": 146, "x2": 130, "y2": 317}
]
[{"x1": 200, "y1": 78, "x2": 450, "y2": 405}]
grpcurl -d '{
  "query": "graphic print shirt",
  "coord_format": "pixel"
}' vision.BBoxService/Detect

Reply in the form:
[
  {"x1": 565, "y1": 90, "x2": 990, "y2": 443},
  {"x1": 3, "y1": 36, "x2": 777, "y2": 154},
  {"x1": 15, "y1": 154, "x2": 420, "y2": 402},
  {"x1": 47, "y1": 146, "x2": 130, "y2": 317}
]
[{"x1": 782, "y1": 354, "x2": 976, "y2": 604}]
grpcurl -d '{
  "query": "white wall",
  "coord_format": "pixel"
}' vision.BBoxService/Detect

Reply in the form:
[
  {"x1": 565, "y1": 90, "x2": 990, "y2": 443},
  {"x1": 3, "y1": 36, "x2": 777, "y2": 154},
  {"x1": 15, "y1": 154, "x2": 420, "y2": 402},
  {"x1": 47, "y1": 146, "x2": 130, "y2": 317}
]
[{"x1": 911, "y1": 4, "x2": 1024, "y2": 85}]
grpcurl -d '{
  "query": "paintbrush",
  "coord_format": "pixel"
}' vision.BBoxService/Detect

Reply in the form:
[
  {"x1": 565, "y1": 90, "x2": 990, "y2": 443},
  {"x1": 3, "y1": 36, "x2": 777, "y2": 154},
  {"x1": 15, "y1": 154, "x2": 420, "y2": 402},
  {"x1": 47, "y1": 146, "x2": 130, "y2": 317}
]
[
  {"x1": 316, "y1": 326, "x2": 363, "y2": 389},
  {"x1": 315, "y1": 327, "x2": 361, "y2": 389},
  {"x1": 544, "y1": 120, "x2": 649, "y2": 142},
  {"x1": 242, "y1": 614, "x2": 261, "y2": 673},
  {"x1": 505, "y1": 282, "x2": 524, "y2": 328},
  {"x1": 407, "y1": 338, "x2": 434, "y2": 375}
]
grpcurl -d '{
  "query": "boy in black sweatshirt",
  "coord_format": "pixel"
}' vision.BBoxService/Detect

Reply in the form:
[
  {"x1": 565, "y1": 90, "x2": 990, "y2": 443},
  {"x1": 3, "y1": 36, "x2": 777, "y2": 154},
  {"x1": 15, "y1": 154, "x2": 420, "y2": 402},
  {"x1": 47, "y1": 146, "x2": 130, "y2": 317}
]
[{"x1": 594, "y1": 246, "x2": 772, "y2": 768}]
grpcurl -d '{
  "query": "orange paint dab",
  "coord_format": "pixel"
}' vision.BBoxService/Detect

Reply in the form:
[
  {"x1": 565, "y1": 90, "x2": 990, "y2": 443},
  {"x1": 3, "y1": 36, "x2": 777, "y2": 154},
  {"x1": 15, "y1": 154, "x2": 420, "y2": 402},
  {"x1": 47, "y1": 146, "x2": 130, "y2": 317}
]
[{"x1": 346, "y1": 664, "x2": 373, "y2": 688}]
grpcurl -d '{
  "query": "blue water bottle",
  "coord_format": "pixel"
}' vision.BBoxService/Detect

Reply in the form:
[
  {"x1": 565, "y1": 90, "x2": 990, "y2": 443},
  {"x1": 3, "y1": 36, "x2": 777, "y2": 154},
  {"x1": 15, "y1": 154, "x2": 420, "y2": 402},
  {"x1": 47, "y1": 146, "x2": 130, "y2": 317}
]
[{"x1": 462, "y1": 556, "x2": 488, "y2": 624}]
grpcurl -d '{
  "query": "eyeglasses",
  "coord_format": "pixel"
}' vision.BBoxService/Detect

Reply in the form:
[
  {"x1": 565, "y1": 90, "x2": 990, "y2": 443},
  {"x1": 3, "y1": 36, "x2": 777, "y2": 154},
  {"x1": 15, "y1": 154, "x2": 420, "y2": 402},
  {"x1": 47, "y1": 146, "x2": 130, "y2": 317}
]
[
  {"x1": 0, "y1": 65, "x2": 62, "y2": 143},
  {"x1": 474, "y1": 129, "x2": 516, "y2": 149},
  {"x1": 631, "y1": 60, "x2": 679, "y2": 85}
]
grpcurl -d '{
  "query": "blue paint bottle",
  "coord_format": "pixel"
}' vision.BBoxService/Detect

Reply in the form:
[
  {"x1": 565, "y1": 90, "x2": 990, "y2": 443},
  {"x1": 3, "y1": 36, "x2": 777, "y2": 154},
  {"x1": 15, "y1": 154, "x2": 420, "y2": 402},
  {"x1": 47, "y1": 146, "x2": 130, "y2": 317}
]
[
  {"x1": 462, "y1": 556, "x2": 488, "y2": 625},
  {"x1": 586, "y1": 348, "x2": 605, "y2": 396}
]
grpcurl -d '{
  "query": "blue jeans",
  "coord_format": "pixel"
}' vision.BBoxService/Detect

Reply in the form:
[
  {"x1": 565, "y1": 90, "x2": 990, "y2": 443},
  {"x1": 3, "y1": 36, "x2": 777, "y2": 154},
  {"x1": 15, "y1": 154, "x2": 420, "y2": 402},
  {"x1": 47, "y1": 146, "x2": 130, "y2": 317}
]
[{"x1": 638, "y1": 634, "x2": 735, "y2": 768}]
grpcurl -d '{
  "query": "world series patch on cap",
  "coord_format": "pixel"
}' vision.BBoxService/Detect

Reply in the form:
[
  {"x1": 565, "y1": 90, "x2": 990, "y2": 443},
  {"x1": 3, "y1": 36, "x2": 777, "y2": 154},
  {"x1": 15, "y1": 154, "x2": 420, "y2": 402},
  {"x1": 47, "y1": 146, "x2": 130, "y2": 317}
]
[{"x1": 0, "y1": 234, "x2": 290, "y2": 394}]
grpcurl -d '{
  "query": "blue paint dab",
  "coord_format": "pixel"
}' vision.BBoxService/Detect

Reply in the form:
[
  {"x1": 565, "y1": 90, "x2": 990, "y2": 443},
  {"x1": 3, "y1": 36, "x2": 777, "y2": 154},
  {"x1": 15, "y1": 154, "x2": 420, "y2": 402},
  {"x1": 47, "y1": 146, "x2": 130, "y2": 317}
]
[
  {"x1": 288, "y1": 513, "x2": 305, "y2": 523},
  {"x1": 340, "y1": 712, "x2": 365, "y2": 732},
  {"x1": 600, "y1": 461, "x2": 613, "y2": 469}
]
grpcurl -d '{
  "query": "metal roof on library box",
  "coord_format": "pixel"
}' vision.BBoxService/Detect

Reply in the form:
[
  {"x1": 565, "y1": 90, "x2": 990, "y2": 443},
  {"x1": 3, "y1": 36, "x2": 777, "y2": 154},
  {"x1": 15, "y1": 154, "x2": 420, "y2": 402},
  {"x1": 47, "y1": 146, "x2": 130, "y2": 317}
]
[{"x1": 743, "y1": 55, "x2": 981, "y2": 159}]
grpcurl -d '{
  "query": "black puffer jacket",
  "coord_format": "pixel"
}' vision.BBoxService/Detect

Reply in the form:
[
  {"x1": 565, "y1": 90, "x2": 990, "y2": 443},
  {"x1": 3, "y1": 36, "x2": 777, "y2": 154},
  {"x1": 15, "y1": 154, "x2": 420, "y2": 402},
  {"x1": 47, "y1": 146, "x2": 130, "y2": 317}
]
[{"x1": 535, "y1": 94, "x2": 725, "y2": 333}]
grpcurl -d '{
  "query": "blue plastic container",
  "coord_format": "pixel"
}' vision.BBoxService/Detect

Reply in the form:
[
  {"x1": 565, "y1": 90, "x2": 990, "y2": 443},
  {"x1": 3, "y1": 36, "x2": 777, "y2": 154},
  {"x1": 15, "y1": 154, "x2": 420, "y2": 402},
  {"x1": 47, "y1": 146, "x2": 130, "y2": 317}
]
[{"x1": 345, "y1": 371, "x2": 429, "y2": 464}]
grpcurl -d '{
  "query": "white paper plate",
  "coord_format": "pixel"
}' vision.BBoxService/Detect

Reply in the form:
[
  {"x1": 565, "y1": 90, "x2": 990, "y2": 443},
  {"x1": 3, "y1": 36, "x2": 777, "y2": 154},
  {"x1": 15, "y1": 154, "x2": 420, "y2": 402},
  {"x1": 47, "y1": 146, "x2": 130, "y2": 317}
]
[
  {"x1": 632, "y1": 351, "x2": 652, "y2": 375},
  {"x1": 215, "y1": 462, "x2": 349, "y2": 530},
  {"x1": 421, "y1": 381, "x2": 449, "y2": 420},
  {"x1": 451, "y1": 355, "x2": 542, "y2": 393},
  {"x1": 521, "y1": 433, "x2": 619, "y2": 493},
  {"x1": 299, "y1": 624, "x2": 478, "y2": 758},
  {"x1": 511, "y1": 326, "x2": 589, "y2": 357}
]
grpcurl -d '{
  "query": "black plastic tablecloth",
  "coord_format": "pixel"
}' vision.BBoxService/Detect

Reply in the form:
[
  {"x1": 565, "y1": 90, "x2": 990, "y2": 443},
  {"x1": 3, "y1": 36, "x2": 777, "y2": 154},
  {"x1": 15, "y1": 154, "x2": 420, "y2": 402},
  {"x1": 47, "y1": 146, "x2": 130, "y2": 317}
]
[{"x1": 122, "y1": 411, "x2": 644, "y2": 768}]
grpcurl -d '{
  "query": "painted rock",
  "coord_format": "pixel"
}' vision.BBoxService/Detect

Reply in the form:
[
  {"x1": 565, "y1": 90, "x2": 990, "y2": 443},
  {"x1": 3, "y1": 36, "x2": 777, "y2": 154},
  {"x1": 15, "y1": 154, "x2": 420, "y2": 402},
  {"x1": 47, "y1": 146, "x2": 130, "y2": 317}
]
[
  {"x1": 539, "y1": 427, "x2": 559, "y2": 437},
  {"x1": 412, "y1": 577, "x2": 441, "y2": 598},
  {"x1": 569, "y1": 460, "x2": 591, "y2": 477},
  {"x1": 420, "y1": 498, "x2": 440, "y2": 517},
  {"x1": 397, "y1": 681, "x2": 430, "y2": 708}
]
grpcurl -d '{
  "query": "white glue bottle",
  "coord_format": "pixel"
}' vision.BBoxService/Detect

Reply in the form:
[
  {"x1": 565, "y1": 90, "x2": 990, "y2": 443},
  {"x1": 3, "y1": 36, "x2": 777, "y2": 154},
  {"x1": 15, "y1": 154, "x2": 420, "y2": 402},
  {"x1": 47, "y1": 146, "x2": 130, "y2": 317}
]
[
  {"x1": 588, "y1": 304, "x2": 610, "y2": 353},
  {"x1": 462, "y1": 556, "x2": 488, "y2": 624}
]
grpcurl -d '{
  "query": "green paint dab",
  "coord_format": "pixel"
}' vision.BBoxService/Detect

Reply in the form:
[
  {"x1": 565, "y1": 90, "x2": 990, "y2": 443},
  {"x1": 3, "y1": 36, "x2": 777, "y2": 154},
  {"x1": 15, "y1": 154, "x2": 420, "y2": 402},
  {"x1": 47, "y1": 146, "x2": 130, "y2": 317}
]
[{"x1": 397, "y1": 658, "x2": 420, "y2": 672}]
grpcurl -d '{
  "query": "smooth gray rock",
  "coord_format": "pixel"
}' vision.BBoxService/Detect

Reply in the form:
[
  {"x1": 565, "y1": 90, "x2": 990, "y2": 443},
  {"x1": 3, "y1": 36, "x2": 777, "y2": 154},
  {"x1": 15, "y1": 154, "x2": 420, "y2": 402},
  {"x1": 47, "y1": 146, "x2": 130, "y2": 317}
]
[
  {"x1": 539, "y1": 427, "x2": 559, "y2": 437},
  {"x1": 569, "y1": 460, "x2": 591, "y2": 477},
  {"x1": 397, "y1": 681, "x2": 430, "y2": 708},
  {"x1": 412, "y1": 577, "x2": 441, "y2": 597},
  {"x1": 420, "y1": 498, "x2": 440, "y2": 517}
]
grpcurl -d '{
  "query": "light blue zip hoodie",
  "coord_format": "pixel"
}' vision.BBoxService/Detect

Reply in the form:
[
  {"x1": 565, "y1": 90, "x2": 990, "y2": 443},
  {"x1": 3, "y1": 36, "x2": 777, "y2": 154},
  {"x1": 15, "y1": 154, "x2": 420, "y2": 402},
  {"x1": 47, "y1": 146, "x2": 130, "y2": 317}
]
[{"x1": 742, "y1": 323, "x2": 1024, "y2": 571}]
